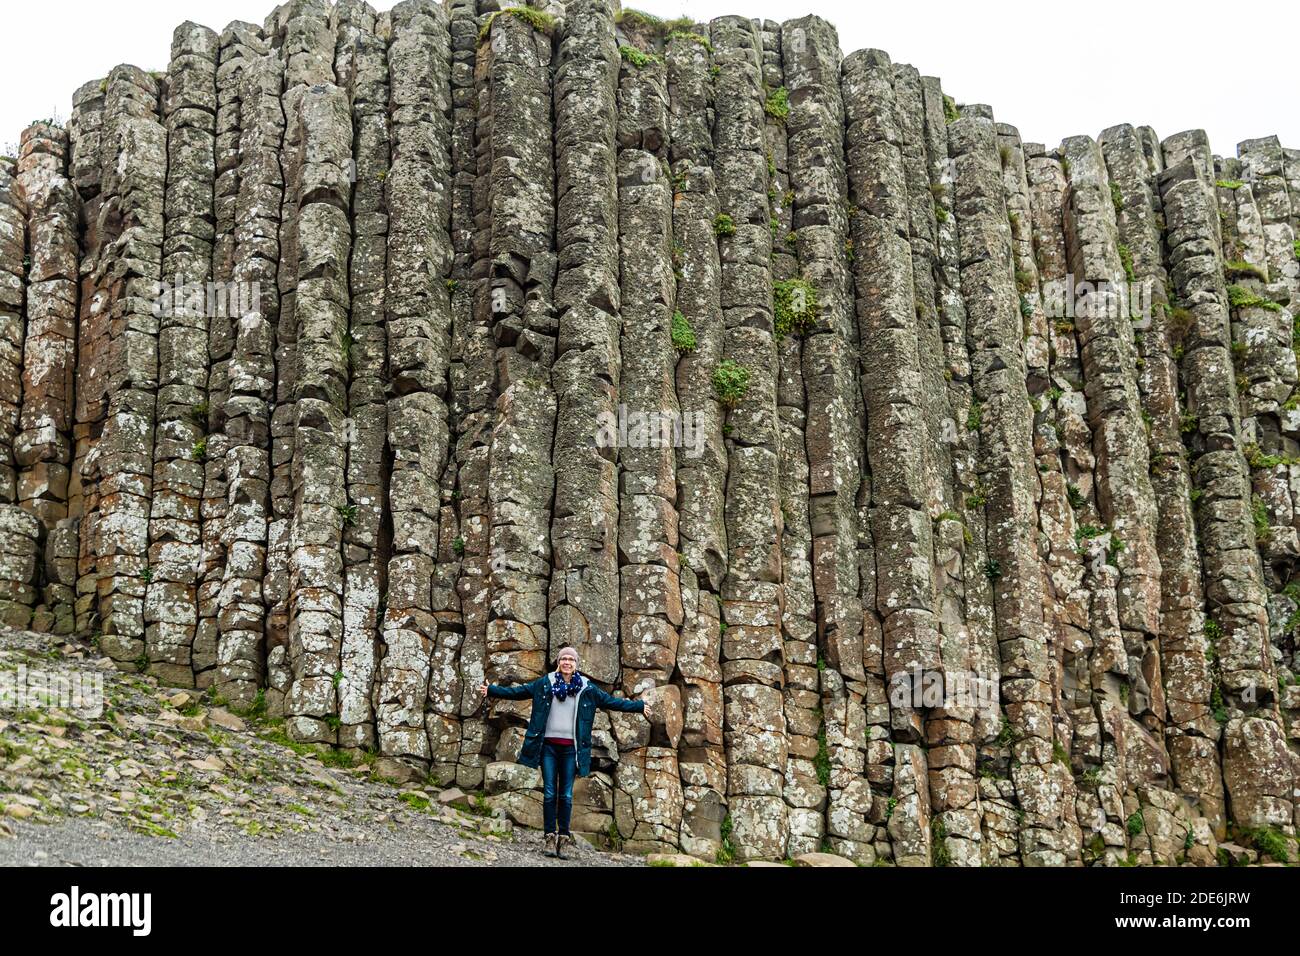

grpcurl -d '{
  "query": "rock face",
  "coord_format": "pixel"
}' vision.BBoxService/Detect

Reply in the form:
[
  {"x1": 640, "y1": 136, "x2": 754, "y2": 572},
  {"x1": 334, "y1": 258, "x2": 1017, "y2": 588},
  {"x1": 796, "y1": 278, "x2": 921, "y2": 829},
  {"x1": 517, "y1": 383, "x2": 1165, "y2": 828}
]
[{"x1": 1, "y1": 1, "x2": 1298, "y2": 865}]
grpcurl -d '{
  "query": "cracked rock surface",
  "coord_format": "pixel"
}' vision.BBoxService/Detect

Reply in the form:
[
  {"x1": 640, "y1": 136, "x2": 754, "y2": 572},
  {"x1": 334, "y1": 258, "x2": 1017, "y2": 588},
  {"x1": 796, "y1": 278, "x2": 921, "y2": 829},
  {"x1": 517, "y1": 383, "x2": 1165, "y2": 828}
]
[{"x1": 1, "y1": 2, "x2": 1299, "y2": 866}]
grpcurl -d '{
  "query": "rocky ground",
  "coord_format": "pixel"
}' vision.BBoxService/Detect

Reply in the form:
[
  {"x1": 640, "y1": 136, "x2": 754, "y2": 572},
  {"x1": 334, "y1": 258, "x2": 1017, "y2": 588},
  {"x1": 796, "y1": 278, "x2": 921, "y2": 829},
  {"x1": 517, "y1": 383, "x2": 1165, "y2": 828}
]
[
  {"x1": 0, "y1": 628, "x2": 645, "y2": 868},
  {"x1": 0, "y1": 628, "x2": 863, "y2": 868}
]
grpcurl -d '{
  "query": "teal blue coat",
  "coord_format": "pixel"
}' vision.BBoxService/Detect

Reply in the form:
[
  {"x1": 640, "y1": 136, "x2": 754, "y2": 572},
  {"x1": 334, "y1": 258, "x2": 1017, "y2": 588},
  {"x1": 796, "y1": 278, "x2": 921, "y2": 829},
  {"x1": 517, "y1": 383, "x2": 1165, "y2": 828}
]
[{"x1": 487, "y1": 673, "x2": 645, "y2": 777}]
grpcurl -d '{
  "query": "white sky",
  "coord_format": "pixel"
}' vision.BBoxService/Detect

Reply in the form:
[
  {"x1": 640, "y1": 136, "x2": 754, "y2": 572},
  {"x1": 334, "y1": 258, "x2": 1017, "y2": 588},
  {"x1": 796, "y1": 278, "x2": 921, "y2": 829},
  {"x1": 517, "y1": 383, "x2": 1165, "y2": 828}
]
[{"x1": 1, "y1": 0, "x2": 1295, "y2": 159}]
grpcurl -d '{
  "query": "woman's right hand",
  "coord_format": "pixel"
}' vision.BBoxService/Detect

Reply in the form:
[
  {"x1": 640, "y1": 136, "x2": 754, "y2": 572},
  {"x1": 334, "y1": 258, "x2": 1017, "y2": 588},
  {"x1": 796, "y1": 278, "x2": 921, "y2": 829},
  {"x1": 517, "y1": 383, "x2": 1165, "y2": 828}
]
[{"x1": 480, "y1": 682, "x2": 489, "y2": 699}]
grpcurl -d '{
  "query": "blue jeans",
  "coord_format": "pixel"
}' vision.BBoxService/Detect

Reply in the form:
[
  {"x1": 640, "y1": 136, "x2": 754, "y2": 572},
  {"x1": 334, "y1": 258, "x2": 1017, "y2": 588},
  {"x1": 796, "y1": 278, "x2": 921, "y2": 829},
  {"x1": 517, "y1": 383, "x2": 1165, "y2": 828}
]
[{"x1": 541, "y1": 740, "x2": 577, "y2": 835}]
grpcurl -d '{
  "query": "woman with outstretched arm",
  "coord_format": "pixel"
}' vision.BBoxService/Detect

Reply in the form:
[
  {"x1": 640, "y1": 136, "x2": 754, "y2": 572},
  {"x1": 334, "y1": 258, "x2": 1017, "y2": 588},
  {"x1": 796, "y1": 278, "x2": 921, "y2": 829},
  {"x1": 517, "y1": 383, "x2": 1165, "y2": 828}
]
[{"x1": 480, "y1": 646, "x2": 646, "y2": 859}]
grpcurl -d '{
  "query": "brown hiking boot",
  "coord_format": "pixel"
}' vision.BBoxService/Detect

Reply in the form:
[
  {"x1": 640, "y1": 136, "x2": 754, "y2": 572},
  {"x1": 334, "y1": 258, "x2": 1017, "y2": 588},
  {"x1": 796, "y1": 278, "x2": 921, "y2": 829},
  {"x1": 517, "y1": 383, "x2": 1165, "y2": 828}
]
[{"x1": 555, "y1": 833, "x2": 565, "y2": 860}]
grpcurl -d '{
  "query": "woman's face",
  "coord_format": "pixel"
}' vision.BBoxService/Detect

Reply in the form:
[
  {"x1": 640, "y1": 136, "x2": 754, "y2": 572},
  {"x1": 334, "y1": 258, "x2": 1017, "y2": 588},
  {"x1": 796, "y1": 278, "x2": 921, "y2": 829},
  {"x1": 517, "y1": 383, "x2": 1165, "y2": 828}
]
[{"x1": 558, "y1": 655, "x2": 577, "y2": 677}]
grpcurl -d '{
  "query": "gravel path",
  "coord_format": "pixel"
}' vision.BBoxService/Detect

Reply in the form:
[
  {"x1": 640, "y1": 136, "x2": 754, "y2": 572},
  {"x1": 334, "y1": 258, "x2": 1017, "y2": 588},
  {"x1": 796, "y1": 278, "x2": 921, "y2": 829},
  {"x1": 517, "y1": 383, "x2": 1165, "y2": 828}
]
[{"x1": 0, "y1": 813, "x2": 631, "y2": 867}]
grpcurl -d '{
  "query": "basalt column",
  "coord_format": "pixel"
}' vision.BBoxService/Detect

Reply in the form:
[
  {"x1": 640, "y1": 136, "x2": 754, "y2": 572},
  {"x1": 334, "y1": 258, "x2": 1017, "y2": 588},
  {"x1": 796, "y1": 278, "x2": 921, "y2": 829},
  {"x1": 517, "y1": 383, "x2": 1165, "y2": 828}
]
[
  {"x1": 89, "y1": 67, "x2": 166, "y2": 664},
  {"x1": 906, "y1": 68, "x2": 985, "y2": 868},
  {"x1": 1059, "y1": 134, "x2": 1165, "y2": 862},
  {"x1": 200, "y1": 21, "x2": 264, "y2": 693},
  {"x1": 67, "y1": 79, "x2": 106, "y2": 640},
  {"x1": 769, "y1": 16, "x2": 824, "y2": 861},
  {"x1": 144, "y1": 23, "x2": 219, "y2": 687},
  {"x1": 1023, "y1": 142, "x2": 1114, "y2": 860},
  {"x1": 475, "y1": 4, "x2": 561, "y2": 818},
  {"x1": 546, "y1": 1, "x2": 622, "y2": 824},
  {"x1": 920, "y1": 78, "x2": 1005, "y2": 867},
  {"x1": 213, "y1": 46, "x2": 284, "y2": 707},
  {"x1": 784, "y1": 19, "x2": 865, "y2": 863},
  {"x1": 282, "y1": 82, "x2": 353, "y2": 745},
  {"x1": 374, "y1": 0, "x2": 453, "y2": 765},
  {"x1": 333, "y1": 0, "x2": 389, "y2": 753},
  {"x1": 951, "y1": 110, "x2": 1065, "y2": 865},
  {"x1": 1103, "y1": 123, "x2": 1222, "y2": 860},
  {"x1": 710, "y1": 15, "x2": 788, "y2": 863},
  {"x1": 445, "y1": 0, "x2": 486, "y2": 789},
  {"x1": 0, "y1": 158, "x2": 22, "y2": 506},
  {"x1": 265, "y1": 0, "x2": 337, "y2": 704},
  {"x1": 14, "y1": 125, "x2": 80, "y2": 636},
  {"x1": 1159, "y1": 150, "x2": 1294, "y2": 833},
  {"x1": 665, "y1": 24, "x2": 728, "y2": 859},
  {"x1": 611, "y1": 18, "x2": 685, "y2": 853},
  {"x1": 843, "y1": 48, "x2": 941, "y2": 867}
]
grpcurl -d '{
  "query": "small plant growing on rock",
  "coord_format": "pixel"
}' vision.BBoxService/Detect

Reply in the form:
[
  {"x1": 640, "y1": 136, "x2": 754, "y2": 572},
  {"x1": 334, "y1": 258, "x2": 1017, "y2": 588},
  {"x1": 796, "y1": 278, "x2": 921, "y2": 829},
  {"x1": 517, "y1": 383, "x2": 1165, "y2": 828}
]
[
  {"x1": 1126, "y1": 810, "x2": 1144, "y2": 836},
  {"x1": 773, "y1": 278, "x2": 819, "y2": 338},
  {"x1": 1227, "y1": 283, "x2": 1281, "y2": 313},
  {"x1": 995, "y1": 716, "x2": 1019, "y2": 747},
  {"x1": 712, "y1": 213, "x2": 735, "y2": 237},
  {"x1": 1117, "y1": 242, "x2": 1135, "y2": 282},
  {"x1": 1210, "y1": 685, "x2": 1228, "y2": 726},
  {"x1": 1215, "y1": 178, "x2": 1244, "y2": 190},
  {"x1": 1052, "y1": 740, "x2": 1070, "y2": 766},
  {"x1": 666, "y1": 30, "x2": 712, "y2": 52},
  {"x1": 712, "y1": 360, "x2": 750, "y2": 408},
  {"x1": 191, "y1": 438, "x2": 207, "y2": 461},
  {"x1": 1066, "y1": 483, "x2": 1085, "y2": 510},
  {"x1": 1110, "y1": 181, "x2": 1124, "y2": 215},
  {"x1": 336, "y1": 504, "x2": 358, "y2": 527},
  {"x1": 1224, "y1": 259, "x2": 1268, "y2": 282},
  {"x1": 615, "y1": 7, "x2": 661, "y2": 27},
  {"x1": 1247, "y1": 826, "x2": 1292, "y2": 863},
  {"x1": 452, "y1": 537, "x2": 466, "y2": 556},
  {"x1": 671, "y1": 310, "x2": 696, "y2": 353},
  {"x1": 983, "y1": 559, "x2": 1002, "y2": 581},
  {"x1": 763, "y1": 86, "x2": 790, "y2": 121},
  {"x1": 619, "y1": 44, "x2": 662, "y2": 69},
  {"x1": 814, "y1": 726, "x2": 830, "y2": 787},
  {"x1": 942, "y1": 94, "x2": 960, "y2": 124},
  {"x1": 1251, "y1": 498, "x2": 1271, "y2": 543},
  {"x1": 715, "y1": 814, "x2": 735, "y2": 865},
  {"x1": 931, "y1": 817, "x2": 951, "y2": 866},
  {"x1": 477, "y1": 6, "x2": 557, "y2": 44}
]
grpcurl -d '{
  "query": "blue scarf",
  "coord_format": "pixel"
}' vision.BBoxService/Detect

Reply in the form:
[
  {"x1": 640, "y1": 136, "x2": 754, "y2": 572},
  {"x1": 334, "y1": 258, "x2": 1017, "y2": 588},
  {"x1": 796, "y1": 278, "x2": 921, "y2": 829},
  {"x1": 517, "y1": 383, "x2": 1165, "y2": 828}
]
[{"x1": 550, "y1": 671, "x2": 584, "y2": 701}]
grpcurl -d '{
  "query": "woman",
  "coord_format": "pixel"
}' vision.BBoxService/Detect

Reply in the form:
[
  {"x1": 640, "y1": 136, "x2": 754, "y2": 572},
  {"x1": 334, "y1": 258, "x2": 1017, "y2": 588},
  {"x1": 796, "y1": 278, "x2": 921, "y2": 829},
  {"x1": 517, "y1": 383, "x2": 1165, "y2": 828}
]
[{"x1": 480, "y1": 647, "x2": 646, "y2": 859}]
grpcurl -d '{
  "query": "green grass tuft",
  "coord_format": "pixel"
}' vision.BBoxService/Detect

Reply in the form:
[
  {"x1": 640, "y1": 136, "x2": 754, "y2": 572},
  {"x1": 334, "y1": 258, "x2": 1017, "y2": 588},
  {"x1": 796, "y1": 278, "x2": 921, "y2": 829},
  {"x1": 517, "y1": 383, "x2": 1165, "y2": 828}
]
[
  {"x1": 712, "y1": 360, "x2": 750, "y2": 408},
  {"x1": 671, "y1": 310, "x2": 697, "y2": 353}
]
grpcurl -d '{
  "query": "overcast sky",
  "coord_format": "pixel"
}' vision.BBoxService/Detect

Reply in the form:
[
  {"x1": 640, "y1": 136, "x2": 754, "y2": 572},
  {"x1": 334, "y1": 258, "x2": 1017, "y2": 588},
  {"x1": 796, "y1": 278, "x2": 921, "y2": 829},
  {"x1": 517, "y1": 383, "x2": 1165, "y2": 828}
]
[{"x1": 1, "y1": 0, "x2": 1294, "y2": 159}]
